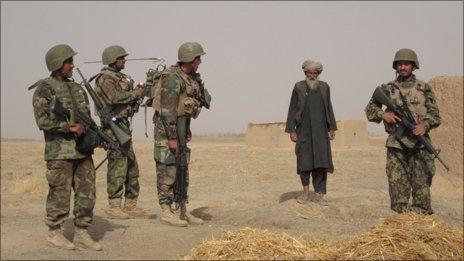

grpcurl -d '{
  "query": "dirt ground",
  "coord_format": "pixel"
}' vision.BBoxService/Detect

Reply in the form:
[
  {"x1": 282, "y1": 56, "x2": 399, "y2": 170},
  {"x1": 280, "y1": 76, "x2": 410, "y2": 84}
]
[{"x1": 1, "y1": 137, "x2": 462, "y2": 260}]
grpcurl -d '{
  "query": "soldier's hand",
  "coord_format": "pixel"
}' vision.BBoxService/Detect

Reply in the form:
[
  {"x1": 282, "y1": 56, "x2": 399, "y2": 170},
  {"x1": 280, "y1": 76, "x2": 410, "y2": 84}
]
[
  {"x1": 100, "y1": 142, "x2": 109, "y2": 150},
  {"x1": 413, "y1": 122, "x2": 426, "y2": 136},
  {"x1": 381, "y1": 112, "x2": 401, "y2": 124},
  {"x1": 69, "y1": 123, "x2": 86, "y2": 136},
  {"x1": 328, "y1": 130, "x2": 335, "y2": 140},
  {"x1": 186, "y1": 129, "x2": 192, "y2": 143},
  {"x1": 168, "y1": 139, "x2": 178, "y2": 153},
  {"x1": 290, "y1": 132, "x2": 298, "y2": 142},
  {"x1": 135, "y1": 83, "x2": 145, "y2": 97}
]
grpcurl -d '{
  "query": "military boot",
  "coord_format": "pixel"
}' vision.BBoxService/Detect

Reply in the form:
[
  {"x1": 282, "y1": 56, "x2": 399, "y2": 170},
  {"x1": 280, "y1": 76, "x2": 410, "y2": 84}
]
[
  {"x1": 123, "y1": 198, "x2": 152, "y2": 219},
  {"x1": 46, "y1": 226, "x2": 75, "y2": 250},
  {"x1": 160, "y1": 204, "x2": 187, "y2": 227},
  {"x1": 315, "y1": 193, "x2": 329, "y2": 206},
  {"x1": 74, "y1": 227, "x2": 102, "y2": 251},
  {"x1": 106, "y1": 198, "x2": 130, "y2": 219},
  {"x1": 179, "y1": 204, "x2": 204, "y2": 225}
]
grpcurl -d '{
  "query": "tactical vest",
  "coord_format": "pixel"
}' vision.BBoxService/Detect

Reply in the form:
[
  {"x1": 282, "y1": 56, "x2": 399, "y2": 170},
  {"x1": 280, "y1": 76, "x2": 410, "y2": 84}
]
[
  {"x1": 44, "y1": 77, "x2": 90, "y2": 122},
  {"x1": 33, "y1": 77, "x2": 89, "y2": 160},
  {"x1": 384, "y1": 79, "x2": 427, "y2": 136},
  {"x1": 94, "y1": 68, "x2": 136, "y2": 118},
  {"x1": 153, "y1": 66, "x2": 202, "y2": 118},
  {"x1": 384, "y1": 79, "x2": 427, "y2": 149}
]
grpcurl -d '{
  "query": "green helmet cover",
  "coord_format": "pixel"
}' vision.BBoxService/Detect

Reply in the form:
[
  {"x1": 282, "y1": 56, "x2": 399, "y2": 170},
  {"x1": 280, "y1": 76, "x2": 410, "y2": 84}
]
[
  {"x1": 45, "y1": 44, "x2": 77, "y2": 72},
  {"x1": 178, "y1": 42, "x2": 205, "y2": 62},
  {"x1": 393, "y1": 48, "x2": 420, "y2": 69},
  {"x1": 102, "y1": 45, "x2": 128, "y2": 65}
]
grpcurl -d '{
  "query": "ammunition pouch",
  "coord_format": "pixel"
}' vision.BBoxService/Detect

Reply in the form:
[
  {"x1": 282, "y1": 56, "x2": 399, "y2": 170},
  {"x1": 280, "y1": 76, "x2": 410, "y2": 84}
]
[{"x1": 178, "y1": 96, "x2": 201, "y2": 117}]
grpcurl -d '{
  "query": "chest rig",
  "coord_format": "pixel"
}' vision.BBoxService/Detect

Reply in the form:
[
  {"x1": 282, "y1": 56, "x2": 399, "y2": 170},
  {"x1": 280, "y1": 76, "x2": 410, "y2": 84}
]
[
  {"x1": 44, "y1": 77, "x2": 89, "y2": 124},
  {"x1": 384, "y1": 79, "x2": 427, "y2": 134},
  {"x1": 95, "y1": 68, "x2": 136, "y2": 118},
  {"x1": 176, "y1": 70, "x2": 201, "y2": 118},
  {"x1": 152, "y1": 66, "x2": 202, "y2": 118}
]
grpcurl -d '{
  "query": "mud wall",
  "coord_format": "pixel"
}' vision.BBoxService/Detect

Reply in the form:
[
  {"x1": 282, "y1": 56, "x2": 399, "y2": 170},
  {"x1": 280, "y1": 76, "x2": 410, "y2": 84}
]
[
  {"x1": 428, "y1": 76, "x2": 463, "y2": 175},
  {"x1": 245, "y1": 119, "x2": 369, "y2": 149}
]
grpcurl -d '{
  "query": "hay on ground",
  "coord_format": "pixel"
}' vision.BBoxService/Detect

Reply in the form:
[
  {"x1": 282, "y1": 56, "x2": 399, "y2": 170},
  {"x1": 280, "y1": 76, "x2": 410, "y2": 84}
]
[
  {"x1": 332, "y1": 212, "x2": 463, "y2": 260},
  {"x1": 187, "y1": 227, "x2": 335, "y2": 260},
  {"x1": 187, "y1": 213, "x2": 463, "y2": 260}
]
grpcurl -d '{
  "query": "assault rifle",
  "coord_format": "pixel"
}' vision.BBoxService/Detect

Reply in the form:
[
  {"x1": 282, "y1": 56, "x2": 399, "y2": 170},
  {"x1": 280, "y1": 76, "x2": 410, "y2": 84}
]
[
  {"x1": 372, "y1": 86, "x2": 450, "y2": 171},
  {"x1": 173, "y1": 116, "x2": 190, "y2": 218},
  {"x1": 76, "y1": 68, "x2": 131, "y2": 147},
  {"x1": 50, "y1": 97, "x2": 121, "y2": 158}
]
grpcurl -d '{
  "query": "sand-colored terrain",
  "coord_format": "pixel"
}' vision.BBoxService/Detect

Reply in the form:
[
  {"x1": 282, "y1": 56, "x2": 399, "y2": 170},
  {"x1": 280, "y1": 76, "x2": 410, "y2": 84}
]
[{"x1": 1, "y1": 137, "x2": 462, "y2": 260}]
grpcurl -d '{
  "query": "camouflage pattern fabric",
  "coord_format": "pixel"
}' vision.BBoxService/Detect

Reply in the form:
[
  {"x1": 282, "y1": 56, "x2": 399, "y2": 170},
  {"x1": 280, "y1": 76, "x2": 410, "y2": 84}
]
[
  {"x1": 365, "y1": 74, "x2": 441, "y2": 150},
  {"x1": 94, "y1": 67, "x2": 141, "y2": 118},
  {"x1": 93, "y1": 66, "x2": 142, "y2": 201},
  {"x1": 153, "y1": 65, "x2": 199, "y2": 205},
  {"x1": 386, "y1": 147, "x2": 435, "y2": 214},
  {"x1": 365, "y1": 74, "x2": 441, "y2": 215},
  {"x1": 32, "y1": 77, "x2": 91, "y2": 160},
  {"x1": 45, "y1": 157, "x2": 96, "y2": 228},
  {"x1": 155, "y1": 162, "x2": 188, "y2": 205},
  {"x1": 107, "y1": 141, "x2": 140, "y2": 199}
]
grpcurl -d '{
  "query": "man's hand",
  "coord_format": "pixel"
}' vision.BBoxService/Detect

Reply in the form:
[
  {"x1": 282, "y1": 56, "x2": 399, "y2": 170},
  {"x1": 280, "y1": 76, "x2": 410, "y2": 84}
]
[
  {"x1": 135, "y1": 82, "x2": 145, "y2": 97},
  {"x1": 168, "y1": 139, "x2": 178, "y2": 153},
  {"x1": 290, "y1": 132, "x2": 298, "y2": 142},
  {"x1": 69, "y1": 123, "x2": 86, "y2": 136},
  {"x1": 186, "y1": 129, "x2": 192, "y2": 143},
  {"x1": 99, "y1": 142, "x2": 109, "y2": 151},
  {"x1": 381, "y1": 112, "x2": 401, "y2": 124},
  {"x1": 328, "y1": 130, "x2": 335, "y2": 140},
  {"x1": 413, "y1": 122, "x2": 426, "y2": 136}
]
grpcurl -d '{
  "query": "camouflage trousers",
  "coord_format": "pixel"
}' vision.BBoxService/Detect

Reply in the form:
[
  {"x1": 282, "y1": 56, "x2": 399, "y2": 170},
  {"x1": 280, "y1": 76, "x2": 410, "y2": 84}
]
[
  {"x1": 45, "y1": 157, "x2": 96, "y2": 228},
  {"x1": 386, "y1": 147, "x2": 435, "y2": 214},
  {"x1": 107, "y1": 143, "x2": 140, "y2": 200},
  {"x1": 155, "y1": 162, "x2": 189, "y2": 205}
]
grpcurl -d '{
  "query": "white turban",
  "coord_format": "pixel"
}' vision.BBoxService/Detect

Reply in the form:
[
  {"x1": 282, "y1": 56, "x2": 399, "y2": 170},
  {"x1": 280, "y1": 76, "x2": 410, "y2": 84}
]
[{"x1": 302, "y1": 60, "x2": 323, "y2": 74}]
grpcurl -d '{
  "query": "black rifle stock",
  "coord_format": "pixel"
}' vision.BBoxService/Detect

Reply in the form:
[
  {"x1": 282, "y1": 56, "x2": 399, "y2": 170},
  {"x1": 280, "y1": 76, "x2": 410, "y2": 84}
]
[
  {"x1": 76, "y1": 68, "x2": 131, "y2": 147},
  {"x1": 372, "y1": 87, "x2": 450, "y2": 172},
  {"x1": 173, "y1": 116, "x2": 189, "y2": 217}
]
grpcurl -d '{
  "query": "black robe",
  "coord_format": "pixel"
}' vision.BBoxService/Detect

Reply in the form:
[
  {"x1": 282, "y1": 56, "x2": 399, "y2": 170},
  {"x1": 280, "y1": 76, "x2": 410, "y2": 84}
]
[{"x1": 285, "y1": 80, "x2": 336, "y2": 173}]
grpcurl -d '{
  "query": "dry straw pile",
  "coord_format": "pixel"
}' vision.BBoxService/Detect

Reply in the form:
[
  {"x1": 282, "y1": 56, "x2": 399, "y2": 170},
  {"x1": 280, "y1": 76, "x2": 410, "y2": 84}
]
[
  {"x1": 333, "y1": 212, "x2": 463, "y2": 260},
  {"x1": 187, "y1": 213, "x2": 463, "y2": 260}
]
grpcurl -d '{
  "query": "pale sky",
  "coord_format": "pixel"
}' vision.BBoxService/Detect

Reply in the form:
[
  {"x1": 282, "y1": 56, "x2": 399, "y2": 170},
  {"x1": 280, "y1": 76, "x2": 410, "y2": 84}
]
[{"x1": 1, "y1": 1, "x2": 463, "y2": 139}]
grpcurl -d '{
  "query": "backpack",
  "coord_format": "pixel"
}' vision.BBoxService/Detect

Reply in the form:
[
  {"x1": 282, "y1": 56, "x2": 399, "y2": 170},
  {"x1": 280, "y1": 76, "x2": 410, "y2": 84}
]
[{"x1": 142, "y1": 63, "x2": 166, "y2": 137}]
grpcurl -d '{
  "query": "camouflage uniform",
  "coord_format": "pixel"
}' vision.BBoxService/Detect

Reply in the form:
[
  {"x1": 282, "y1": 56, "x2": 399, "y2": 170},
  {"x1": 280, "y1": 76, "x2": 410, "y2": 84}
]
[
  {"x1": 153, "y1": 65, "x2": 194, "y2": 205},
  {"x1": 365, "y1": 72, "x2": 441, "y2": 214},
  {"x1": 32, "y1": 76, "x2": 96, "y2": 229},
  {"x1": 94, "y1": 66, "x2": 142, "y2": 201},
  {"x1": 150, "y1": 42, "x2": 210, "y2": 226}
]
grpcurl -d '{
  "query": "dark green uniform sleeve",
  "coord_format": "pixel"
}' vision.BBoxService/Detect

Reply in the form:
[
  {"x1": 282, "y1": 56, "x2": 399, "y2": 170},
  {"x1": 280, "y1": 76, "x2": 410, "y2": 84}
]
[
  {"x1": 365, "y1": 84, "x2": 388, "y2": 123},
  {"x1": 422, "y1": 83, "x2": 441, "y2": 132},
  {"x1": 32, "y1": 84, "x2": 70, "y2": 133},
  {"x1": 161, "y1": 73, "x2": 181, "y2": 139}
]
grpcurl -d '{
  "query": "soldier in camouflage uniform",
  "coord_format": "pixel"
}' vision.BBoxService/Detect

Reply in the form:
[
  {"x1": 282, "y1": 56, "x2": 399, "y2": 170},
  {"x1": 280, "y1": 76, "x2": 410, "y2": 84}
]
[
  {"x1": 365, "y1": 48, "x2": 441, "y2": 214},
  {"x1": 152, "y1": 42, "x2": 211, "y2": 227},
  {"x1": 93, "y1": 45, "x2": 150, "y2": 219},
  {"x1": 31, "y1": 44, "x2": 102, "y2": 251}
]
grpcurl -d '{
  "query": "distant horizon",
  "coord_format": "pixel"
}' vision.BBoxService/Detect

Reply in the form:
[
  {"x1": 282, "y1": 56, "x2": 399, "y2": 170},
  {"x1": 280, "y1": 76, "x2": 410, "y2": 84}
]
[{"x1": 1, "y1": 1, "x2": 462, "y2": 139}]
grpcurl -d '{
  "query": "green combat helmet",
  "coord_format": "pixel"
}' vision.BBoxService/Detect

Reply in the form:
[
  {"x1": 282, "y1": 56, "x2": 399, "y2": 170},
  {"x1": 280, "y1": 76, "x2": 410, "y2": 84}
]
[
  {"x1": 178, "y1": 42, "x2": 205, "y2": 62},
  {"x1": 45, "y1": 44, "x2": 77, "y2": 72},
  {"x1": 102, "y1": 45, "x2": 129, "y2": 65},
  {"x1": 393, "y1": 48, "x2": 420, "y2": 69}
]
